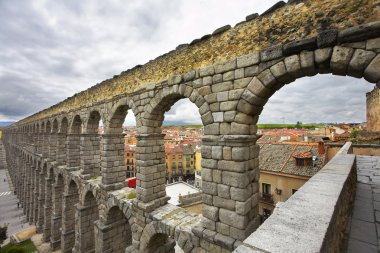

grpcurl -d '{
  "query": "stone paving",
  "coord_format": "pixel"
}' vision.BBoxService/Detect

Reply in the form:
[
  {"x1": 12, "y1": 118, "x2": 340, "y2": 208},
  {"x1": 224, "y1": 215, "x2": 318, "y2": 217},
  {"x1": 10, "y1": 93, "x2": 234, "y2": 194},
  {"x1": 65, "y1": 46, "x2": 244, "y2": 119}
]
[
  {"x1": 345, "y1": 155, "x2": 380, "y2": 253},
  {"x1": 0, "y1": 141, "x2": 31, "y2": 244}
]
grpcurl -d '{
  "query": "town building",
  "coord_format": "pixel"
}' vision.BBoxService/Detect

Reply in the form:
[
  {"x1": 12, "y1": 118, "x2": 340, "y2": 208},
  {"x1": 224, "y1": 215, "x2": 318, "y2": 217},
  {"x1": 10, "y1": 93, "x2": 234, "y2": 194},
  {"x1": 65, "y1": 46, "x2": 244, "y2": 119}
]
[
  {"x1": 367, "y1": 87, "x2": 380, "y2": 131},
  {"x1": 258, "y1": 142, "x2": 326, "y2": 220}
]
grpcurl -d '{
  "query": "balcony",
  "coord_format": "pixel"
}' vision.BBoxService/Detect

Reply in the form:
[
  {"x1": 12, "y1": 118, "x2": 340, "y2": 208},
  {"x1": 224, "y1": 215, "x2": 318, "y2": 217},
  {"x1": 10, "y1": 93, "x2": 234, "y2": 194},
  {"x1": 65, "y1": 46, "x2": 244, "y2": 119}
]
[{"x1": 260, "y1": 193, "x2": 274, "y2": 204}]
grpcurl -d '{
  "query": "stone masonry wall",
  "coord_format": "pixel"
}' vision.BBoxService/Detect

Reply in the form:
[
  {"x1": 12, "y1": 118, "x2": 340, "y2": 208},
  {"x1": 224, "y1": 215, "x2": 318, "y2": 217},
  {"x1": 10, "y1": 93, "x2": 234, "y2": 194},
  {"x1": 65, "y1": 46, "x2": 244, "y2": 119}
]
[
  {"x1": 367, "y1": 87, "x2": 380, "y2": 131},
  {"x1": 2, "y1": 3, "x2": 380, "y2": 253},
  {"x1": 12, "y1": 0, "x2": 380, "y2": 125}
]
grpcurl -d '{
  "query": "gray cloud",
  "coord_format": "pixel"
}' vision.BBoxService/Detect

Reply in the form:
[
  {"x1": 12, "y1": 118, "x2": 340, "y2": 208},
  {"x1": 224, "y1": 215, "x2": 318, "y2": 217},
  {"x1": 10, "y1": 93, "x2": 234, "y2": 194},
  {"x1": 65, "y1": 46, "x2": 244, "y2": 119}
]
[{"x1": 1, "y1": 0, "x2": 373, "y2": 124}]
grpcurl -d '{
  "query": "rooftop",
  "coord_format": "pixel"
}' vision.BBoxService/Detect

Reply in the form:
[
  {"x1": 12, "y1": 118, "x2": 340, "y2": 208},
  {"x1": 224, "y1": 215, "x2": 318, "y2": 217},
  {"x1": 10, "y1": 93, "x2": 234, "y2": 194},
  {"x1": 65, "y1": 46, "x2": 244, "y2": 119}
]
[{"x1": 166, "y1": 182, "x2": 200, "y2": 206}]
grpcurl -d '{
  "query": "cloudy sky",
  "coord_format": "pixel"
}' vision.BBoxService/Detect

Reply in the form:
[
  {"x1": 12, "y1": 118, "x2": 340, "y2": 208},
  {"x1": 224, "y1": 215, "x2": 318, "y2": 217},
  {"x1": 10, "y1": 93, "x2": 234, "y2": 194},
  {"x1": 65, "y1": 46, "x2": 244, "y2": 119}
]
[{"x1": 0, "y1": 0, "x2": 375, "y2": 125}]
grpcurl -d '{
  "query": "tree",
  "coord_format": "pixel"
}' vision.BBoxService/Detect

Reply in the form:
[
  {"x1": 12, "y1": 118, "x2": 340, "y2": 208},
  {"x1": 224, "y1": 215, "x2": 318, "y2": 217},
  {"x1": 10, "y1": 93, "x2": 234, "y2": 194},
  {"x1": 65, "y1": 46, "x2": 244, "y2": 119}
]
[{"x1": 0, "y1": 225, "x2": 7, "y2": 244}]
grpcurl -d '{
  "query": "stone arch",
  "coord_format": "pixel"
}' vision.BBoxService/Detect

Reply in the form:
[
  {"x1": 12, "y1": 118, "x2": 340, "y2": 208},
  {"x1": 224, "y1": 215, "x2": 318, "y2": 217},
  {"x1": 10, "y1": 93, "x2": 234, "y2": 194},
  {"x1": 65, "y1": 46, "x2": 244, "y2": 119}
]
[
  {"x1": 238, "y1": 46, "x2": 379, "y2": 124},
  {"x1": 69, "y1": 114, "x2": 82, "y2": 134},
  {"x1": 52, "y1": 119, "x2": 58, "y2": 133},
  {"x1": 41, "y1": 121, "x2": 45, "y2": 133},
  {"x1": 104, "y1": 97, "x2": 136, "y2": 134},
  {"x1": 46, "y1": 120, "x2": 51, "y2": 133},
  {"x1": 135, "y1": 86, "x2": 207, "y2": 204},
  {"x1": 80, "y1": 110, "x2": 102, "y2": 178},
  {"x1": 99, "y1": 98, "x2": 137, "y2": 189},
  {"x1": 60, "y1": 117, "x2": 69, "y2": 134},
  {"x1": 142, "y1": 86, "x2": 209, "y2": 131},
  {"x1": 50, "y1": 173, "x2": 64, "y2": 250},
  {"x1": 140, "y1": 221, "x2": 175, "y2": 253},
  {"x1": 95, "y1": 205, "x2": 132, "y2": 253},
  {"x1": 43, "y1": 163, "x2": 55, "y2": 242},
  {"x1": 73, "y1": 190, "x2": 100, "y2": 252},
  {"x1": 67, "y1": 115, "x2": 82, "y2": 168},
  {"x1": 85, "y1": 110, "x2": 102, "y2": 134},
  {"x1": 61, "y1": 179, "x2": 80, "y2": 252}
]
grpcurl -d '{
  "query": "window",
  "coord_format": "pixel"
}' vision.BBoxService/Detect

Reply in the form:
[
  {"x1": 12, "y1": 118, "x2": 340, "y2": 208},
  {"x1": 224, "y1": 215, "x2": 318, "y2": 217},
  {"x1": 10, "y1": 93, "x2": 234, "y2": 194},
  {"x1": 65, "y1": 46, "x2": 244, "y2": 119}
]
[
  {"x1": 172, "y1": 155, "x2": 176, "y2": 159},
  {"x1": 262, "y1": 183, "x2": 271, "y2": 194},
  {"x1": 263, "y1": 208, "x2": 271, "y2": 220}
]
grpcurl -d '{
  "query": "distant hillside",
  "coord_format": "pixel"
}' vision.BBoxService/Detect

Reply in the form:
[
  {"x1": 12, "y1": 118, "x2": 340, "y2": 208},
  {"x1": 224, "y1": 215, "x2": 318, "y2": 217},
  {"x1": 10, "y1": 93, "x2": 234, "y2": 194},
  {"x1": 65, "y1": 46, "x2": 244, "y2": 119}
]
[{"x1": 0, "y1": 122, "x2": 15, "y2": 127}]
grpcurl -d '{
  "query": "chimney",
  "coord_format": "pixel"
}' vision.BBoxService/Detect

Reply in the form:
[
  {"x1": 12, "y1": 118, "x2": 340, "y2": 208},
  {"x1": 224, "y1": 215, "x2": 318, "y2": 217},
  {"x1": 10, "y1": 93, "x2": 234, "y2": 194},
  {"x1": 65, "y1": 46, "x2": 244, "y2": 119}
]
[{"x1": 318, "y1": 141, "x2": 325, "y2": 155}]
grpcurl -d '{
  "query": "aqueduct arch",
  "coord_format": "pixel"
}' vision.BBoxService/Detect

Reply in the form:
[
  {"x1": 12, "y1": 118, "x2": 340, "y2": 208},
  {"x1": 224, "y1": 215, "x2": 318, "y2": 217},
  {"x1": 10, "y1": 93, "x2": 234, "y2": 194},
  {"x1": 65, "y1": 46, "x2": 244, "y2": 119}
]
[{"x1": 2, "y1": 0, "x2": 380, "y2": 252}]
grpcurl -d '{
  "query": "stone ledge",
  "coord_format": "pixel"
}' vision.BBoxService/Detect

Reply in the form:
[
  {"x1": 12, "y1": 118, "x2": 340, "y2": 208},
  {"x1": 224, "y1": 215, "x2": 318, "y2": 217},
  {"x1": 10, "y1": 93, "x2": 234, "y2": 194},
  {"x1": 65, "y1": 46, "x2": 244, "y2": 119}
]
[{"x1": 234, "y1": 142, "x2": 356, "y2": 253}]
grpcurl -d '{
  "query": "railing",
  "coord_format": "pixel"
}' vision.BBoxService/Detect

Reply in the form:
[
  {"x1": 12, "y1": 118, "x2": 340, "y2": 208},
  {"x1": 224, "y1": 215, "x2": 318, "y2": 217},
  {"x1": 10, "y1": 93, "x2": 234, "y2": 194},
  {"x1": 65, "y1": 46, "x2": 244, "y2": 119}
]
[{"x1": 260, "y1": 193, "x2": 274, "y2": 204}]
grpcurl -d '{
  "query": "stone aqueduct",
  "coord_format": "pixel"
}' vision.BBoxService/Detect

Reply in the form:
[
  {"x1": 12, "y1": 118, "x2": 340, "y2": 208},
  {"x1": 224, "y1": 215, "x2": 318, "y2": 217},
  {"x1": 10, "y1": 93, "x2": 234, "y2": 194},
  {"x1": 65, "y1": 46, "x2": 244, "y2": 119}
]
[{"x1": 2, "y1": 1, "x2": 380, "y2": 252}]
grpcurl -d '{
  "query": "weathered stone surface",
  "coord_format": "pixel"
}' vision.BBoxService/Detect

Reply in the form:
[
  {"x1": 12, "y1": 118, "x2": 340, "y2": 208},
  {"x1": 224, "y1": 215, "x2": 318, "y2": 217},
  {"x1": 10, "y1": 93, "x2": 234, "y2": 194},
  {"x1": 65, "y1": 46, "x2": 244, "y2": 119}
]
[
  {"x1": 283, "y1": 38, "x2": 317, "y2": 56},
  {"x1": 284, "y1": 55, "x2": 302, "y2": 77},
  {"x1": 214, "y1": 233, "x2": 235, "y2": 250},
  {"x1": 212, "y1": 25, "x2": 231, "y2": 36},
  {"x1": 261, "y1": 1, "x2": 286, "y2": 16},
  {"x1": 245, "y1": 13, "x2": 259, "y2": 21},
  {"x1": 257, "y1": 69, "x2": 277, "y2": 89},
  {"x1": 300, "y1": 50, "x2": 317, "y2": 76},
  {"x1": 215, "y1": 59, "x2": 237, "y2": 74},
  {"x1": 260, "y1": 45, "x2": 283, "y2": 62},
  {"x1": 331, "y1": 46, "x2": 354, "y2": 75},
  {"x1": 203, "y1": 205, "x2": 219, "y2": 221},
  {"x1": 222, "y1": 171, "x2": 249, "y2": 188},
  {"x1": 200, "y1": 66, "x2": 215, "y2": 77},
  {"x1": 367, "y1": 38, "x2": 380, "y2": 50},
  {"x1": 237, "y1": 52, "x2": 260, "y2": 68},
  {"x1": 364, "y1": 54, "x2": 380, "y2": 83},
  {"x1": 219, "y1": 209, "x2": 248, "y2": 230},
  {"x1": 339, "y1": 21, "x2": 380, "y2": 43},
  {"x1": 347, "y1": 49, "x2": 376, "y2": 78},
  {"x1": 213, "y1": 196, "x2": 235, "y2": 211},
  {"x1": 317, "y1": 29, "x2": 338, "y2": 48},
  {"x1": 314, "y1": 47, "x2": 333, "y2": 73}
]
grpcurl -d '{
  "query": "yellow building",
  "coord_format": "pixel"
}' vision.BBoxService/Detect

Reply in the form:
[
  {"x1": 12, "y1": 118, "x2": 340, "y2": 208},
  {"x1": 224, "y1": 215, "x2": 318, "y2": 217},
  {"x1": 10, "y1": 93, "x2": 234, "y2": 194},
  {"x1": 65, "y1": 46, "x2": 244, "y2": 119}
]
[{"x1": 165, "y1": 143, "x2": 196, "y2": 182}]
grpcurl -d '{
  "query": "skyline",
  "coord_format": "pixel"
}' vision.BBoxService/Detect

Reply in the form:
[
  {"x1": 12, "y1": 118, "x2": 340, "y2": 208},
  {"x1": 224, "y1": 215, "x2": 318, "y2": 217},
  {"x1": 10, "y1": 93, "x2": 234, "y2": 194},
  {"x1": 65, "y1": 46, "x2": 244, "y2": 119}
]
[{"x1": 0, "y1": 0, "x2": 375, "y2": 124}]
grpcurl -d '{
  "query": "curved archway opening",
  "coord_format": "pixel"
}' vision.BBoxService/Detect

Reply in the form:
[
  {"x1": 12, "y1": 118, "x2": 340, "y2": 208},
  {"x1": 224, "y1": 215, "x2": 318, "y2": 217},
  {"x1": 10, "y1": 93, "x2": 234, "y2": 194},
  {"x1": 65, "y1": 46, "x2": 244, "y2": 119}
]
[
  {"x1": 50, "y1": 174, "x2": 64, "y2": 250},
  {"x1": 95, "y1": 206, "x2": 132, "y2": 253},
  {"x1": 61, "y1": 180, "x2": 79, "y2": 252},
  {"x1": 74, "y1": 191, "x2": 99, "y2": 252},
  {"x1": 144, "y1": 233, "x2": 175, "y2": 253},
  {"x1": 249, "y1": 73, "x2": 375, "y2": 223},
  {"x1": 57, "y1": 117, "x2": 68, "y2": 166},
  {"x1": 80, "y1": 110, "x2": 103, "y2": 179},
  {"x1": 67, "y1": 115, "x2": 82, "y2": 169},
  {"x1": 101, "y1": 102, "x2": 137, "y2": 189}
]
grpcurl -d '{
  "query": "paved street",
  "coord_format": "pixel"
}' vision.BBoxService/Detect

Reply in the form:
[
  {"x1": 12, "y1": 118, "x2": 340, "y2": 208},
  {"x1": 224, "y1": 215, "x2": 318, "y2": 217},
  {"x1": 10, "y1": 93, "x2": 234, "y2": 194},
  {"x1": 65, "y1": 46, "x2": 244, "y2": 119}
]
[
  {"x1": 0, "y1": 169, "x2": 30, "y2": 237},
  {"x1": 0, "y1": 140, "x2": 30, "y2": 240},
  {"x1": 344, "y1": 155, "x2": 380, "y2": 253}
]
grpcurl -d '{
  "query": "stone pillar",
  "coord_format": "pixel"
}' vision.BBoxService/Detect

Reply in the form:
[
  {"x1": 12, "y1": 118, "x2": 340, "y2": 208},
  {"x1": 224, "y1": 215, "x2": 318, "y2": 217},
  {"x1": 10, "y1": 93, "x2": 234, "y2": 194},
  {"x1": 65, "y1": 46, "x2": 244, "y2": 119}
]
[
  {"x1": 41, "y1": 133, "x2": 50, "y2": 158},
  {"x1": 50, "y1": 182, "x2": 63, "y2": 250},
  {"x1": 73, "y1": 203, "x2": 98, "y2": 253},
  {"x1": 37, "y1": 169, "x2": 46, "y2": 233},
  {"x1": 94, "y1": 220, "x2": 131, "y2": 253},
  {"x1": 80, "y1": 133, "x2": 100, "y2": 180},
  {"x1": 100, "y1": 133, "x2": 126, "y2": 190},
  {"x1": 61, "y1": 192, "x2": 79, "y2": 253},
  {"x1": 56, "y1": 133, "x2": 67, "y2": 166},
  {"x1": 48, "y1": 133, "x2": 57, "y2": 162},
  {"x1": 43, "y1": 177, "x2": 53, "y2": 242},
  {"x1": 198, "y1": 135, "x2": 260, "y2": 242},
  {"x1": 66, "y1": 133, "x2": 81, "y2": 170},
  {"x1": 135, "y1": 133, "x2": 168, "y2": 204},
  {"x1": 32, "y1": 165, "x2": 40, "y2": 225},
  {"x1": 28, "y1": 164, "x2": 35, "y2": 223},
  {"x1": 36, "y1": 133, "x2": 43, "y2": 154}
]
